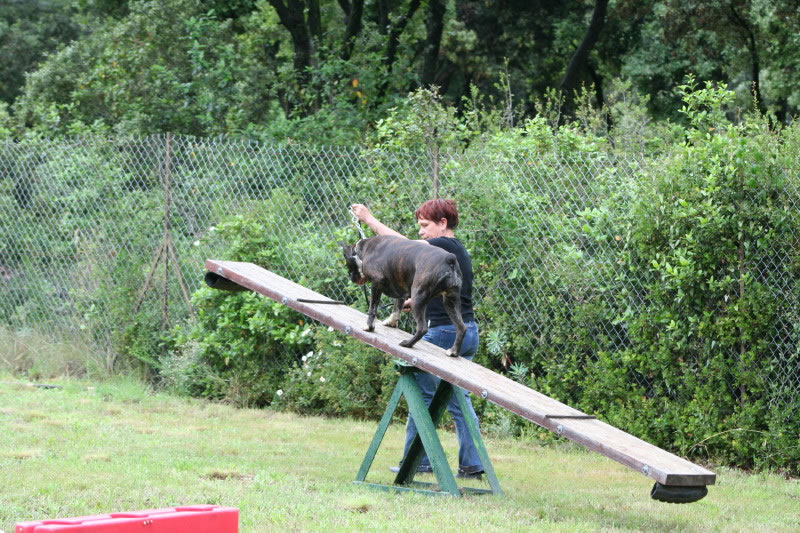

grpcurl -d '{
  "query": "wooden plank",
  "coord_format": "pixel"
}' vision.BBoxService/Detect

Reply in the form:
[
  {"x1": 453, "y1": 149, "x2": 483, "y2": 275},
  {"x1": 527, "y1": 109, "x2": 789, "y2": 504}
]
[{"x1": 205, "y1": 260, "x2": 716, "y2": 488}]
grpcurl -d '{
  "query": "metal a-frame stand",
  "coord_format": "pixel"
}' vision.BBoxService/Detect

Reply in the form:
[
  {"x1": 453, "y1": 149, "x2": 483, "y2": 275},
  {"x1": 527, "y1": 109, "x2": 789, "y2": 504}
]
[{"x1": 354, "y1": 362, "x2": 503, "y2": 497}]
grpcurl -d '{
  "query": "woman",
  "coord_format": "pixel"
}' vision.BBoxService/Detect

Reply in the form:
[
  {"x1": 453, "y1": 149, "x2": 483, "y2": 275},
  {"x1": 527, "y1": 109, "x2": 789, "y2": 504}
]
[{"x1": 350, "y1": 200, "x2": 484, "y2": 478}]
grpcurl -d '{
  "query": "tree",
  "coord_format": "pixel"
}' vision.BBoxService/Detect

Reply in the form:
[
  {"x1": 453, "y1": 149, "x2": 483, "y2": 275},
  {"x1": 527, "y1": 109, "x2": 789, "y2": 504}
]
[
  {"x1": 376, "y1": 0, "x2": 422, "y2": 100},
  {"x1": 727, "y1": 1, "x2": 764, "y2": 113},
  {"x1": 8, "y1": 0, "x2": 800, "y2": 139},
  {"x1": 421, "y1": 0, "x2": 446, "y2": 87},
  {"x1": 617, "y1": 0, "x2": 800, "y2": 123},
  {"x1": 339, "y1": 0, "x2": 365, "y2": 61},
  {"x1": 14, "y1": 0, "x2": 254, "y2": 135},
  {"x1": 558, "y1": 0, "x2": 609, "y2": 102},
  {"x1": 267, "y1": 0, "x2": 319, "y2": 100},
  {"x1": 0, "y1": 0, "x2": 79, "y2": 105}
]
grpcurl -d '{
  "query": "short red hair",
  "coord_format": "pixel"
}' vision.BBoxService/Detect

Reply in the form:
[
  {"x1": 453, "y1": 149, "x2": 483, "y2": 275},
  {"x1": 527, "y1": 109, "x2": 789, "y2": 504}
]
[{"x1": 415, "y1": 199, "x2": 459, "y2": 229}]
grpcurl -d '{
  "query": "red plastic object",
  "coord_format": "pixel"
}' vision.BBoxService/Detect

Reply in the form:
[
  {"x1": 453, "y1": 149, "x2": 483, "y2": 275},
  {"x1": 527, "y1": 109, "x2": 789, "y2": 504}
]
[{"x1": 15, "y1": 505, "x2": 238, "y2": 533}]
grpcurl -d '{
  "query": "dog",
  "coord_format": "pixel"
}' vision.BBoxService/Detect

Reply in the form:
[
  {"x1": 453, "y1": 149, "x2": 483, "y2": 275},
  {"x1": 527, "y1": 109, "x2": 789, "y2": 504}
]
[{"x1": 341, "y1": 235, "x2": 466, "y2": 356}]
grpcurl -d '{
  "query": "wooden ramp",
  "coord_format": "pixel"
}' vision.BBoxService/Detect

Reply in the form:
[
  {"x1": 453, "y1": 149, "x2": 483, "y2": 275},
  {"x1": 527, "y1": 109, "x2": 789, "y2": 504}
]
[{"x1": 205, "y1": 259, "x2": 715, "y2": 501}]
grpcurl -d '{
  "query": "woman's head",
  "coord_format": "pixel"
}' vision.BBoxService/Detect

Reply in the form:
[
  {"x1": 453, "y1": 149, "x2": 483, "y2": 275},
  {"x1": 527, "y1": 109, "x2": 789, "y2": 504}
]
[
  {"x1": 415, "y1": 199, "x2": 459, "y2": 229},
  {"x1": 414, "y1": 199, "x2": 459, "y2": 240}
]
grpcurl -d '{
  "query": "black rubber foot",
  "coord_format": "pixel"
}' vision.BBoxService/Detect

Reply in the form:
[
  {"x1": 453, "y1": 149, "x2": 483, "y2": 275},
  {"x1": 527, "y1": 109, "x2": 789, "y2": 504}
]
[
  {"x1": 204, "y1": 272, "x2": 247, "y2": 292},
  {"x1": 650, "y1": 482, "x2": 708, "y2": 504}
]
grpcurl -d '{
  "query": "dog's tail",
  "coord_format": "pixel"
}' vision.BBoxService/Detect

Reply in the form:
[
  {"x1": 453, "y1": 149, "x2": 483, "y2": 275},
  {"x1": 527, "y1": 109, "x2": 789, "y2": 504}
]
[{"x1": 445, "y1": 254, "x2": 463, "y2": 287}]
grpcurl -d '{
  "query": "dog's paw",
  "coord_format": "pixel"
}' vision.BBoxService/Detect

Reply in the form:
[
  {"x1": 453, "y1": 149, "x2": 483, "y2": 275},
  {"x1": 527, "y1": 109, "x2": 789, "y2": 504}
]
[
  {"x1": 444, "y1": 348, "x2": 458, "y2": 357},
  {"x1": 363, "y1": 324, "x2": 375, "y2": 332},
  {"x1": 382, "y1": 317, "x2": 399, "y2": 327},
  {"x1": 399, "y1": 339, "x2": 413, "y2": 348}
]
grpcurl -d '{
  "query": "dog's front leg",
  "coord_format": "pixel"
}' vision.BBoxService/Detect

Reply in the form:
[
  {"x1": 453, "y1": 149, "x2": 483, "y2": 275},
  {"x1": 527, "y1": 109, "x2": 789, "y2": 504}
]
[
  {"x1": 365, "y1": 285, "x2": 382, "y2": 332},
  {"x1": 382, "y1": 298, "x2": 403, "y2": 328}
]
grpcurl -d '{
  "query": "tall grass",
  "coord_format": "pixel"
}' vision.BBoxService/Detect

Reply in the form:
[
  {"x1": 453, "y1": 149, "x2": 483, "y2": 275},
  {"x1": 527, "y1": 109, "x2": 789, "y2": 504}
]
[
  {"x1": 0, "y1": 326, "x2": 112, "y2": 380},
  {"x1": 1, "y1": 377, "x2": 798, "y2": 532}
]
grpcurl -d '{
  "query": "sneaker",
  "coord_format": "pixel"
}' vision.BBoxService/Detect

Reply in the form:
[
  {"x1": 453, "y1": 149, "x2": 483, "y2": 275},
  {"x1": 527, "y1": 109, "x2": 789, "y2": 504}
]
[
  {"x1": 456, "y1": 465, "x2": 484, "y2": 479},
  {"x1": 389, "y1": 464, "x2": 433, "y2": 474}
]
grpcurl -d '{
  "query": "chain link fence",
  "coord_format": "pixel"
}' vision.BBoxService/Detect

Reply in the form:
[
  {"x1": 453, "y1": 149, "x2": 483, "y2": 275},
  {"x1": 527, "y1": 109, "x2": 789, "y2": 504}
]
[{"x1": 1, "y1": 135, "x2": 798, "y2": 411}]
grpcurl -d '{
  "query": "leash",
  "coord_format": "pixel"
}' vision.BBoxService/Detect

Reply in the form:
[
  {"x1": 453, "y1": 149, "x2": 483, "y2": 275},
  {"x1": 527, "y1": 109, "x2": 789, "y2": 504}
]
[
  {"x1": 349, "y1": 205, "x2": 367, "y2": 240},
  {"x1": 348, "y1": 205, "x2": 370, "y2": 307}
]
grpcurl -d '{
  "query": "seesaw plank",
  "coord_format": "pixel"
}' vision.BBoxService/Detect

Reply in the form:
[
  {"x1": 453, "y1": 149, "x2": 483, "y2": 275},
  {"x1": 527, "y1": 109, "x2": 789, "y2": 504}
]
[{"x1": 205, "y1": 259, "x2": 715, "y2": 488}]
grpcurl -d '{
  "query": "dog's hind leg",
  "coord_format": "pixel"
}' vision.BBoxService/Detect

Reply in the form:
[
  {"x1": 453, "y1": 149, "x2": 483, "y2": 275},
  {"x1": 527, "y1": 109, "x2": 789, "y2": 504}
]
[
  {"x1": 382, "y1": 298, "x2": 403, "y2": 327},
  {"x1": 399, "y1": 292, "x2": 428, "y2": 348},
  {"x1": 441, "y1": 288, "x2": 465, "y2": 357}
]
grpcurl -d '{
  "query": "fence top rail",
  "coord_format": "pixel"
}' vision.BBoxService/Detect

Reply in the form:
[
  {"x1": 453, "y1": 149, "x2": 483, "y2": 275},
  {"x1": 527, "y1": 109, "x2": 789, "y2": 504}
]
[{"x1": 205, "y1": 259, "x2": 716, "y2": 489}]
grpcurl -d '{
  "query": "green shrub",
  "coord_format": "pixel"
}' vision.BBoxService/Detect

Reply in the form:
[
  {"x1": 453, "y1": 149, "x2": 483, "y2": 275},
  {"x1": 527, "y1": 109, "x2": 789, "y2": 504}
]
[
  {"x1": 168, "y1": 289, "x2": 313, "y2": 406},
  {"x1": 164, "y1": 190, "x2": 324, "y2": 406},
  {"x1": 276, "y1": 328, "x2": 399, "y2": 419},
  {"x1": 441, "y1": 79, "x2": 800, "y2": 475},
  {"x1": 563, "y1": 79, "x2": 800, "y2": 474}
]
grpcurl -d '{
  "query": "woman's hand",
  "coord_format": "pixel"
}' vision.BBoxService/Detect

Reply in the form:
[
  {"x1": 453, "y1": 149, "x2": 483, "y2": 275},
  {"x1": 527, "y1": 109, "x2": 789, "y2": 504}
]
[{"x1": 350, "y1": 203, "x2": 372, "y2": 223}]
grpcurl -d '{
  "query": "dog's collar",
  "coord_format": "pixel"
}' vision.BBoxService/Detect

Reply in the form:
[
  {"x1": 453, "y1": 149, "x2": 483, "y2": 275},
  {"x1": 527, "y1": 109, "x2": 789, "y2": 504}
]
[{"x1": 353, "y1": 239, "x2": 365, "y2": 280}]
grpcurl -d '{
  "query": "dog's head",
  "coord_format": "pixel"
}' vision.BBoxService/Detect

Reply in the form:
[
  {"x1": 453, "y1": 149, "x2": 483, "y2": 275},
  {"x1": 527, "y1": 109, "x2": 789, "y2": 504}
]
[{"x1": 340, "y1": 241, "x2": 366, "y2": 285}]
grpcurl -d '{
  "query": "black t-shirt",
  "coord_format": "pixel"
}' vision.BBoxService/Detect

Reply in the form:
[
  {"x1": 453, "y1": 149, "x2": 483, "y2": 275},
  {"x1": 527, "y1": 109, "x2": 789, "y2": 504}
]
[{"x1": 425, "y1": 237, "x2": 475, "y2": 327}]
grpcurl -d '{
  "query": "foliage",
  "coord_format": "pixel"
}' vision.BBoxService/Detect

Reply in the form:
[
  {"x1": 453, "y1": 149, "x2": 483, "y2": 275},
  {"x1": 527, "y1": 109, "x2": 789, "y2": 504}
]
[
  {"x1": 372, "y1": 87, "x2": 470, "y2": 154},
  {"x1": 7, "y1": 0, "x2": 800, "y2": 141},
  {"x1": 0, "y1": 102, "x2": 13, "y2": 139},
  {"x1": 618, "y1": 80, "x2": 800, "y2": 471},
  {"x1": 0, "y1": 0, "x2": 79, "y2": 106},
  {"x1": 525, "y1": 79, "x2": 800, "y2": 474},
  {"x1": 163, "y1": 195, "x2": 321, "y2": 406},
  {"x1": 13, "y1": 0, "x2": 260, "y2": 136},
  {"x1": 277, "y1": 328, "x2": 399, "y2": 419},
  {"x1": 167, "y1": 288, "x2": 312, "y2": 406}
]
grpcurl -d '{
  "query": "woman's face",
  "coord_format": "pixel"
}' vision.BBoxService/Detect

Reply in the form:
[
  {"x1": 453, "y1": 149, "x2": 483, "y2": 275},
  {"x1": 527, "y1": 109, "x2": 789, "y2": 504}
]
[{"x1": 417, "y1": 217, "x2": 448, "y2": 239}]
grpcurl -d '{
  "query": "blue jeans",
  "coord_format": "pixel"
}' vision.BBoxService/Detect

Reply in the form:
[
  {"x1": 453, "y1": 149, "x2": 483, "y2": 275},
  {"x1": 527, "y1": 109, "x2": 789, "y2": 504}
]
[{"x1": 402, "y1": 321, "x2": 482, "y2": 471}]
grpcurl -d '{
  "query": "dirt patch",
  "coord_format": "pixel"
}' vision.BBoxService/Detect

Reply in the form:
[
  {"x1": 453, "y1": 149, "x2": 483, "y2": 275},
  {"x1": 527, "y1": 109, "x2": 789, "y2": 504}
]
[
  {"x1": 345, "y1": 504, "x2": 371, "y2": 514},
  {"x1": 7, "y1": 450, "x2": 40, "y2": 460},
  {"x1": 203, "y1": 470, "x2": 255, "y2": 482}
]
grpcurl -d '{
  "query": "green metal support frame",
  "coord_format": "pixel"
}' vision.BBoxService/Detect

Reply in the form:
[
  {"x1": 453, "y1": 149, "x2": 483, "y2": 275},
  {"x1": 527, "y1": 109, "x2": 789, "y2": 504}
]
[{"x1": 354, "y1": 363, "x2": 503, "y2": 497}]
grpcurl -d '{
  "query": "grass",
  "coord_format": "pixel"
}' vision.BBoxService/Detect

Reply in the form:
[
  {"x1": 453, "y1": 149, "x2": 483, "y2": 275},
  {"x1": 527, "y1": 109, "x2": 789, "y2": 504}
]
[
  {"x1": 0, "y1": 326, "x2": 113, "y2": 380},
  {"x1": 1, "y1": 374, "x2": 798, "y2": 532}
]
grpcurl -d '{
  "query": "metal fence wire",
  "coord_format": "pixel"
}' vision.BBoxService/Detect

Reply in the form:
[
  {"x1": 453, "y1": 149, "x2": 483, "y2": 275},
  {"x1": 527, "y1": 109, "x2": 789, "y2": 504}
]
[{"x1": 0, "y1": 135, "x2": 797, "y2": 411}]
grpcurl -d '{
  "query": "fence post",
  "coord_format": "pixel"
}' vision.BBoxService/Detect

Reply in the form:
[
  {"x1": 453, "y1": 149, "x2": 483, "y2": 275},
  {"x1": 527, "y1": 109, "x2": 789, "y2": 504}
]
[
  {"x1": 161, "y1": 133, "x2": 173, "y2": 328},
  {"x1": 134, "y1": 134, "x2": 194, "y2": 326},
  {"x1": 431, "y1": 143, "x2": 440, "y2": 199}
]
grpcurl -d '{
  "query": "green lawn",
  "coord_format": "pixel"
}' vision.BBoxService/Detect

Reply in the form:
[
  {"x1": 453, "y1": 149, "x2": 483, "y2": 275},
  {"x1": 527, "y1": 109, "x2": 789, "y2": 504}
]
[{"x1": 1, "y1": 376, "x2": 798, "y2": 532}]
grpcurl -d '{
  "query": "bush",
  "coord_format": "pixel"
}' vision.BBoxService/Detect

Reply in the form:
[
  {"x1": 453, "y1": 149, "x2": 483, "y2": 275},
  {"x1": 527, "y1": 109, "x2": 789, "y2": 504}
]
[
  {"x1": 167, "y1": 289, "x2": 313, "y2": 406},
  {"x1": 276, "y1": 328, "x2": 399, "y2": 419},
  {"x1": 164, "y1": 190, "x2": 324, "y2": 406},
  {"x1": 532, "y1": 80, "x2": 800, "y2": 474}
]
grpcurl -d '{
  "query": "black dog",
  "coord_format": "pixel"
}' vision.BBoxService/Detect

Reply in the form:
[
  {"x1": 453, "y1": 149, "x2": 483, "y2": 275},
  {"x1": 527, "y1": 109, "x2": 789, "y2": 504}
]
[{"x1": 341, "y1": 235, "x2": 466, "y2": 356}]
